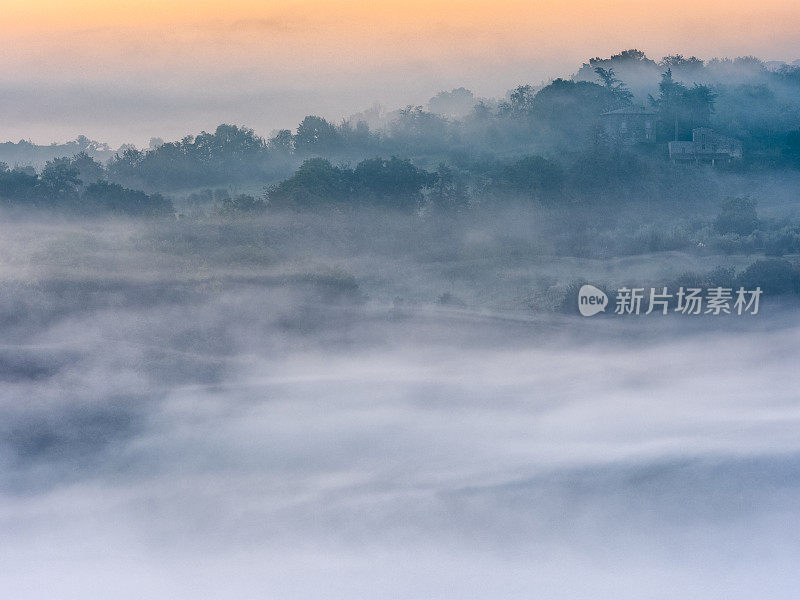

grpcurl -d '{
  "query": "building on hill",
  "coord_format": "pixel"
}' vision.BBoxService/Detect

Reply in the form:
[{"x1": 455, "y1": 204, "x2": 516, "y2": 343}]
[
  {"x1": 601, "y1": 105, "x2": 658, "y2": 145},
  {"x1": 669, "y1": 127, "x2": 743, "y2": 165}
]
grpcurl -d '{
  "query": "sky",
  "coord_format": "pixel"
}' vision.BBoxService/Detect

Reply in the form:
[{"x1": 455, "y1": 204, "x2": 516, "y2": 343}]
[{"x1": 1, "y1": 0, "x2": 799, "y2": 146}]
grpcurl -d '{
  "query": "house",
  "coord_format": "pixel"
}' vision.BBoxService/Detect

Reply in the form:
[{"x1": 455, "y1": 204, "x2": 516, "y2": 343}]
[
  {"x1": 601, "y1": 105, "x2": 658, "y2": 145},
  {"x1": 669, "y1": 128, "x2": 743, "y2": 164}
]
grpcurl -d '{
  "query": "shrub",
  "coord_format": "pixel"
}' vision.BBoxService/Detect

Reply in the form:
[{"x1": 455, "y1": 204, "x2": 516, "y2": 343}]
[
  {"x1": 714, "y1": 196, "x2": 759, "y2": 235},
  {"x1": 217, "y1": 194, "x2": 266, "y2": 216},
  {"x1": 82, "y1": 181, "x2": 174, "y2": 217},
  {"x1": 736, "y1": 258, "x2": 800, "y2": 294}
]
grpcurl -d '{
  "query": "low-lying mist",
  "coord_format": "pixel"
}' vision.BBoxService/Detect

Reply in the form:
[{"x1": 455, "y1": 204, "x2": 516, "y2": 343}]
[{"x1": 1, "y1": 209, "x2": 799, "y2": 599}]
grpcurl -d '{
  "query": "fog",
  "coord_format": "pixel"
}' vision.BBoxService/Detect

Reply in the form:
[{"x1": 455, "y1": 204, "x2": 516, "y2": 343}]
[
  {"x1": 4, "y1": 6, "x2": 799, "y2": 150},
  {"x1": 3, "y1": 33, "x2": 800, "y2": 595},
  {"x1": 0, "y1": 69, "x2": 448, "y2": 151},
  {"x1": 1, "y1": 210, "x2": 799, "y2": 599}
]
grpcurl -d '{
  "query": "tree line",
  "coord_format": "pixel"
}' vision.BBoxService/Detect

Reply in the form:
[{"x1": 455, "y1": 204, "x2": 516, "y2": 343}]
[{"x1": 2, "y1": 49, "x2": 800, "y2": 213}]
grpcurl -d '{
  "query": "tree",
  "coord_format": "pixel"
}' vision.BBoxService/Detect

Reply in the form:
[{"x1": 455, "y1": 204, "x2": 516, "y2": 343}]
[
  {"x1": 337, "y1": 120, "x2": 376, "y2": 152},
  {"x1": 530, "y1": 79, "x2": 622, "y2": 144},
  {"x1": 266, "y1": 158, "x2": 352, "y2": 208},
  {"x1": 0, "y1": 166, "x2": 39, "y2": 204},
  {"x1": 266, "y1": 157, "x2": 434, "y2": 211},
  {"x1": 294, "y1": 116, "x2": 341, "y2": 155},
  {"x1": 651, "y1": 69, "x2": 716, "y2": 140},
  {"x1": 659, "y1": 54, "x2": 704, "y2": 79},
  {"x1": 70, "y1": 152, "x2": 105, "y2": 187},
  {"x1": 500, "y1": 155, "x2": 564, "y2": 203},
  {"x1": 106, "y1": 124, "x2": 274, "y2": 189},
  {"x1": 737, "y1": 259, "x2": 800, "y2": 294},
  {"x1": 714, "y1": 197, "x2": 759, "y2": 235},
  {"x1": 388, "y1": 106, "x2": 449, "y2": 153},
  {"x1": 353, "y1": 157, "x2": 435, "y2": 210},
  {"x1": 498, "y1": 85, "x2": 536, "y2": 117},
  {"x1": 594, "y1": 67, "x2": 633, "y2": 107},
  {"x1": 107, "y1": 147, "x2": 144, "y2": 186},
  {"x1": 429, "y1": 163, "x2": 468, "y2": 211},
  {"x1": 216, "y1": 194, "x2": 267, "y2": 216},
  {"x1": 576, "y1": 49, "x2": 660, "y2": 86},
  {"x1": 194, "y1": 124, "x2": 266, "y2": 160},
  {"x1": 81, "y1": 181, "x2": 174, "y2": 217},
  {"x1": 652, "y1": 69, "x2": 686, "y2": 141},
  {"x1": 40, "y1": 158, "x2": 81, "y2": 200},
  {"x1": 784, "y1": 129, "x2": 800, "y2": 165},
  {"x1": 268, "y1": 129, "x2": 294, "y2": 154},
  {"x1": 683, "y1": 85, "x2": 717, "y2": 129},
  {"x1": 427, "y1": 88, "x2": 477, "y2": 119}
]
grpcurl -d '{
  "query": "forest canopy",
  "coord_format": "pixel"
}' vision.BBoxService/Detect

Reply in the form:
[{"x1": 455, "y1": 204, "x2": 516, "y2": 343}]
[{"x1": 1, "y1": 50, "x2": 800, "y2": 215}]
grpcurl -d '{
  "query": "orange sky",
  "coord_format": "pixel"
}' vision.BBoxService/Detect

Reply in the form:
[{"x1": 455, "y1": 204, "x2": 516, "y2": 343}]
[{"x1": 1, "y1": 0, "x2": 798, "y2": 145}]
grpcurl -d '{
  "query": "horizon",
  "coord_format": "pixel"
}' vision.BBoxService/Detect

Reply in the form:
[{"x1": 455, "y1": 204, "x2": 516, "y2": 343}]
[{"x1": 2, "y1": 49, "x2": 798, "y2": 151}]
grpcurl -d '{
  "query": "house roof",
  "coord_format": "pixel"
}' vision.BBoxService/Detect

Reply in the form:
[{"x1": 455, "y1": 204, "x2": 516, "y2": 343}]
[{"x1": 602, "y1": 106, "x2": 658, "y2": 116}]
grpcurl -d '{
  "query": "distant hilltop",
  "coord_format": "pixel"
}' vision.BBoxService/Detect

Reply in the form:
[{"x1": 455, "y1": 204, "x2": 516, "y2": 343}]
[{"x1": 2, "y1": 49, "x2": 799, "y2": 186}]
